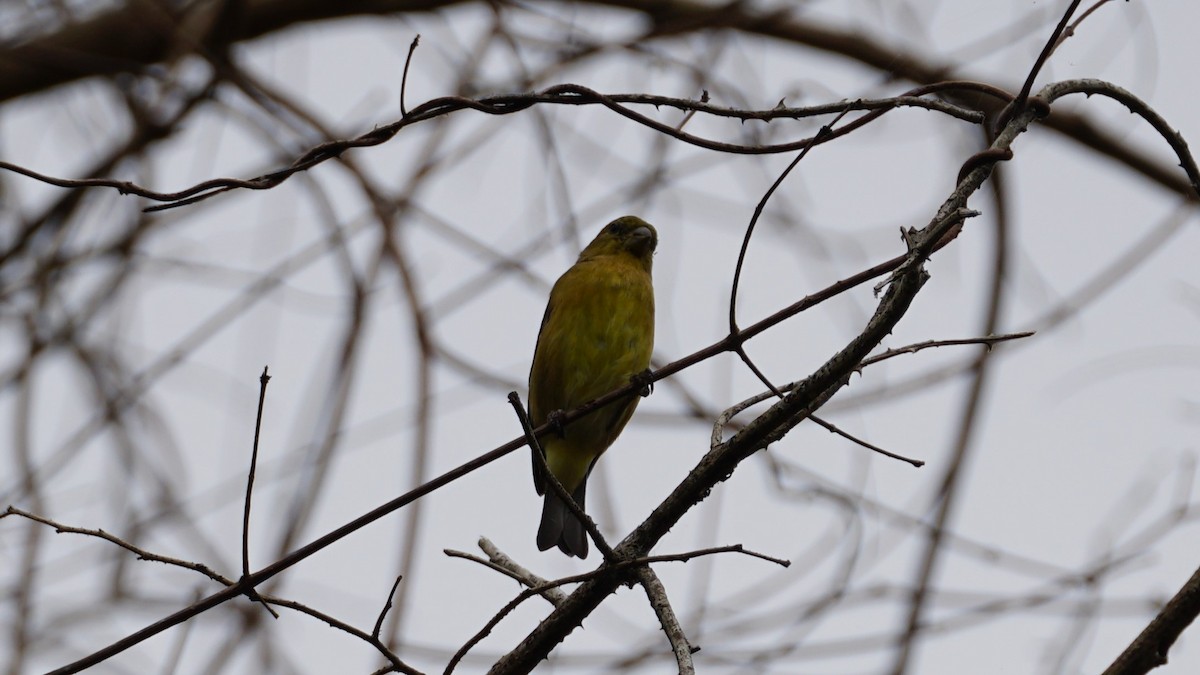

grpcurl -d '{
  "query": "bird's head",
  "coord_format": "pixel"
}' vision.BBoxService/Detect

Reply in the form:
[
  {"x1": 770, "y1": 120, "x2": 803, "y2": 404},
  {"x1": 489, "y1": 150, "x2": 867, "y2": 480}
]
[{"x1": 578, "y1": 216, "x2": 658, "y2": 271}]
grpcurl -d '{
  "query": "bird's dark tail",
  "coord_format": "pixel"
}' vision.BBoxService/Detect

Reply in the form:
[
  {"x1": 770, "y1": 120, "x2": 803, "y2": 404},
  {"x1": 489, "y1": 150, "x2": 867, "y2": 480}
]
[{"x1": 536, "y1": 481, "x2": 589, "y2": 558}]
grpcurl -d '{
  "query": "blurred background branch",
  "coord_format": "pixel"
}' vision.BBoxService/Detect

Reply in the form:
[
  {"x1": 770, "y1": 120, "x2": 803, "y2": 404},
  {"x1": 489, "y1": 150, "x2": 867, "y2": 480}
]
[{"x1": 2, "y1": 1, "x2": 1198, "y2": 673}]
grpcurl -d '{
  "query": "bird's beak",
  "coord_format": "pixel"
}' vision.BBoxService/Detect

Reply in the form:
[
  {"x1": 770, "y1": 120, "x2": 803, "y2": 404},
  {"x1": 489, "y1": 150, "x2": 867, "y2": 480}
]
[{"x1": 628, "y1": 226, "x2": 655, "y2": 256}]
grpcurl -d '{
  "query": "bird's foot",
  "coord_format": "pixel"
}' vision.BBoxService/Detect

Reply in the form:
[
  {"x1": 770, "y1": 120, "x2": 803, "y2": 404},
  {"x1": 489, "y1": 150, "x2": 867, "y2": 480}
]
[{"x1": 631, "y1": 369, "x2": 655, "y2": 397}]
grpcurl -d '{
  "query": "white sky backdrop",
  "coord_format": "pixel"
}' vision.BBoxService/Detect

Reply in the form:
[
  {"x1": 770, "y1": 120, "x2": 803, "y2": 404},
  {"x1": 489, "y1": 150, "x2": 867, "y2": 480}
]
[{"x1": 2, "y1": 1, "x2": 1198, "y2": 673}]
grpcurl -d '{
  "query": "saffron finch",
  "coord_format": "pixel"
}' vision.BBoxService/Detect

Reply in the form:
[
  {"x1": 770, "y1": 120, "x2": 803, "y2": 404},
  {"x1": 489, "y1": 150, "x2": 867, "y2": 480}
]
[{"x1": 528, "y1": 216, "x2": 657, "y2": 558}]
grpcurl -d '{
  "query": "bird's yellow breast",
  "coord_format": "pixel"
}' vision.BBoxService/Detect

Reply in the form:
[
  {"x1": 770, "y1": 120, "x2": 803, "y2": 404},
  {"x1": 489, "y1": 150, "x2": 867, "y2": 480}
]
[{"x1": 528, "y1": 253, "x2": 654, "y2": 490}]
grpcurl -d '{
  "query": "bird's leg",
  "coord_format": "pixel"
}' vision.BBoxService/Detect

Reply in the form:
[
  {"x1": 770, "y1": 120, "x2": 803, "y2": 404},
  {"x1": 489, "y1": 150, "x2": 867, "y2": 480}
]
[
  {"x1": 546, "y1": 409, "x2": 567, "y2": 437},
  {"x1": 631, "y1": 368, "x2": 654, "y2": 397}
]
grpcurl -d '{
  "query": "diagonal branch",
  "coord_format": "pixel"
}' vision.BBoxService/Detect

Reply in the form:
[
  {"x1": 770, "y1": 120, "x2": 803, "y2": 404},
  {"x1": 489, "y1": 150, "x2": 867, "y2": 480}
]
[{"x1": 486, "y1": 84, "x2": 1048, "y2": 675}]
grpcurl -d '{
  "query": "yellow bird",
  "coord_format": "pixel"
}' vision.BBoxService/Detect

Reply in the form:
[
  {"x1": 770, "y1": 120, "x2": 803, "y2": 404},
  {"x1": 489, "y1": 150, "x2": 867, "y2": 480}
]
[{"x1": 528, "y1": 216, "x2": 657, "y2": 558}]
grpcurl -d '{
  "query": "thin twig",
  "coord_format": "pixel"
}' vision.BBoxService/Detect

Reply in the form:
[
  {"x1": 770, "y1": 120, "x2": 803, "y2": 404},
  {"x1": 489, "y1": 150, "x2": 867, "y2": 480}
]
[
  {"x1": 674, "y1": 89, "x2": 708, "y2": 131},
  {"x1": 241, "y1": 366, "x2": 270, "y2": 578},
  {"x1": 445, "y1": 547, "x2": 566, "y2": 606},
  {"x1": 507, "y1": 392, "x2": 615, "y2": 561},
  {"x1": 372, "y1": 576, "x2": 403, "y2": 641},
  {"x1": 263, "y1": 593, "x2": 421, "y2": 675},
  {"x1": 2, "y1": 506, "x2": 233, "y2": 584},
  {"x1": 0, "y1": 85, "x2": 985, "y2": 212},
  {"x1": 727, "y1": 106, "x2": 853, "y2": 399},
  {"x1": 400, "y1": 34, "x2": 420, "y2": 117},
  {"x1": 994, "y1": 0, "x2": 1081, "y2": 133},
  {"x1": 240, "y1": 366, "x2": 277, "y2": 619},
  {"x1": 860, "y1": 331, "x2": 1035, "y2": 368},
  {"x1": 809, "y1": 415, "x2": 924, "y2": 468},
  {"x1": 712, "y1": 332, "x2": 1034, "y2": 452},
  {"x1": 480, "y1": 537, "x2": 569, "y2": 606}
]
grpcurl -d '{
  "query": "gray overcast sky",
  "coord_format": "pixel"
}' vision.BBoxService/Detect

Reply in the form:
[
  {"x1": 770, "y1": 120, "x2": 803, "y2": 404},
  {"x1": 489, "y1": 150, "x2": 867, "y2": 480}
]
[{"x1": 2, "y1": 1, "x2": 1198, "y2": 673}]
